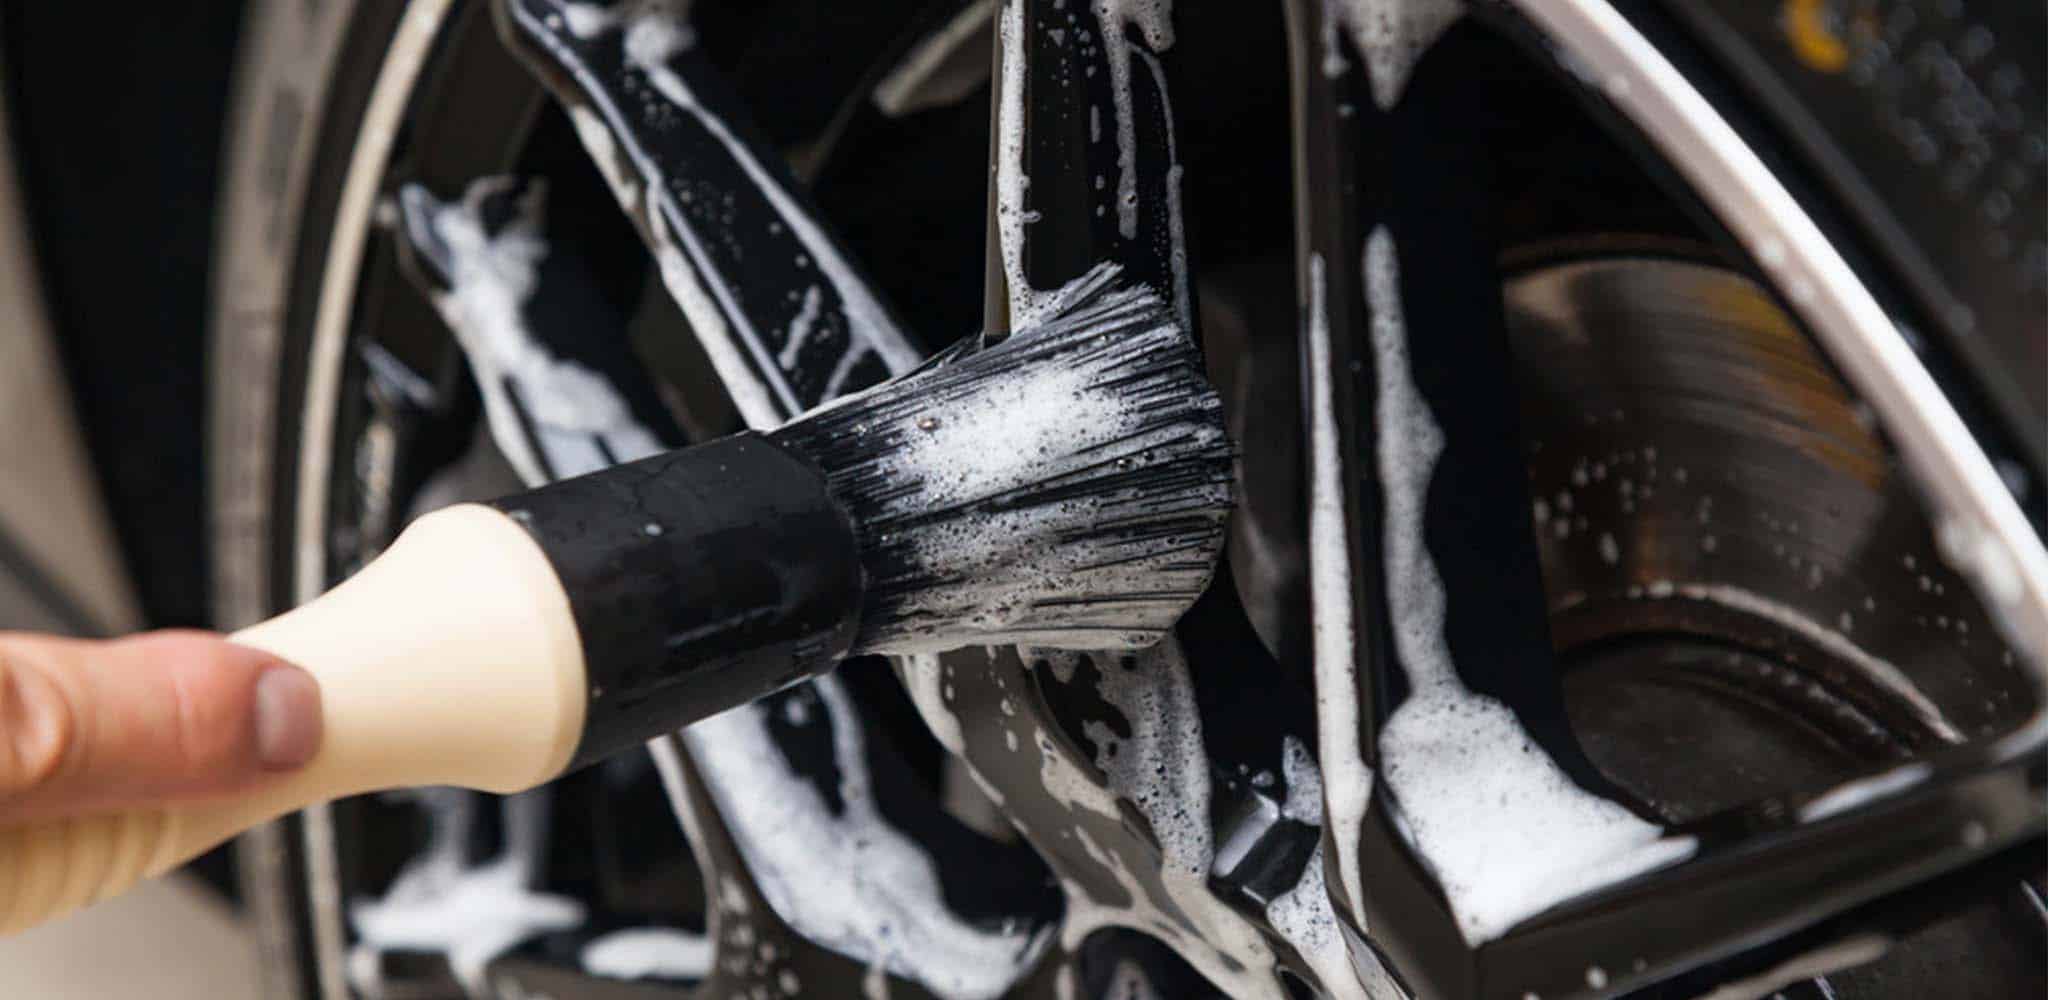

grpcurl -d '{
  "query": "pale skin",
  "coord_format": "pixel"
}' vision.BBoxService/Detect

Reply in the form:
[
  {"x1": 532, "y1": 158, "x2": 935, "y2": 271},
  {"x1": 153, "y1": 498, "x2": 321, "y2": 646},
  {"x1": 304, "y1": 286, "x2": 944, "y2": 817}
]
[{"x1": 0, "y1": 630, "x2": 322, "y2": 824}]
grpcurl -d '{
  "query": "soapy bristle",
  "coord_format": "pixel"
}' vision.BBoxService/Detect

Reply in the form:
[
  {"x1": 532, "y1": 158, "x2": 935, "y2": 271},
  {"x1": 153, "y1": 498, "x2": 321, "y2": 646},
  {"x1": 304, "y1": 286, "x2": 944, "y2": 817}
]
[{"x1": 770, "y1": 265, "x2": 1233, "y2": 654}]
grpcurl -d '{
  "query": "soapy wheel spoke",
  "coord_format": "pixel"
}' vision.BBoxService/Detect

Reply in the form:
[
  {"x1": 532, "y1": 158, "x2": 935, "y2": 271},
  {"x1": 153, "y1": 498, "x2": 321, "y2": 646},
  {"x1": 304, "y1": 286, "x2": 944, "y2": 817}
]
[
  {"x1": 938, "y1": 2, "x2": 1379, "y2": 996},
  {"x1": 1282, "y1": 7, "x2": 1699, "y2": 995},
  {"x1": 494, "y1": 0, "x2": 924, "y2": 424},
  {"x1": 455, "y1": 2, "x2": 1067, "y2": 997}
]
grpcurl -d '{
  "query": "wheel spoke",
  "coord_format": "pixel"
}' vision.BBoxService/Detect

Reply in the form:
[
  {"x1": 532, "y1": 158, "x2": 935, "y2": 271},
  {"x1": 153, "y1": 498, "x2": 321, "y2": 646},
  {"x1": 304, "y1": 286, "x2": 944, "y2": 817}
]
[
  {"x1": 989, "y1": 0, "x2": 1189, "y2": 334},
  {"x1": 962, "y1": 3, "x2": 1381, "y2": 996},
  {"x1": 1281, "y1": 2, "x2": 1709, "y2": 996},
  {"x1": 394, "y1": 177, "x2": 683, "y2": 480},
  {"x1": 478, "y1": 3, "x2": 1059, "y2": 995},
  {"x1": 495, "y1": 0, "x2": 923, "y2": 424}
]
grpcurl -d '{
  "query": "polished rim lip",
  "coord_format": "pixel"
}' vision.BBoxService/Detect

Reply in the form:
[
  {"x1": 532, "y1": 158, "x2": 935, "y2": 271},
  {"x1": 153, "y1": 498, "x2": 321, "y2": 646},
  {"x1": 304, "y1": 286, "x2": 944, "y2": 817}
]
[
  {"x1": 289, "y1": 3, "x2": 459, "y2": 997},
  {"x1": 280, "y1": 1, "x2": 2043, "y2": 994}
]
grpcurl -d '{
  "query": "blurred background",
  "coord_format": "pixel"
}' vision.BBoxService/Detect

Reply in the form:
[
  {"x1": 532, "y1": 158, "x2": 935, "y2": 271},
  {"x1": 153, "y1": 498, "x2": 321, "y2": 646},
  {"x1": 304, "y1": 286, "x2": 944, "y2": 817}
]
[{"x1": 0, "y1": 5, "x2": 263, "y2": 995}]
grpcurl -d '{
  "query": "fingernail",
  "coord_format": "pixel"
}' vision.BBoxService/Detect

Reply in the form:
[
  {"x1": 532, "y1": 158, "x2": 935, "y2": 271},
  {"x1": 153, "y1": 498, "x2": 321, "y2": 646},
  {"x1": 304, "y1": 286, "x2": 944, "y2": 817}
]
[{"x1": 253, "y1": 663, "x2": 323, "y2": 770}]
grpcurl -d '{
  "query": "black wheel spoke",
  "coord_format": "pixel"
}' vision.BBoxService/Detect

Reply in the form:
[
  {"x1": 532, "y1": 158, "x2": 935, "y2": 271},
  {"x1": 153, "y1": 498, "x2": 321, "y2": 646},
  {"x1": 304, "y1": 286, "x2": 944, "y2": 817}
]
[
  {"x1": 495, "y1": 0, "x2": 925, "y2": 422},
  {"x1": 949, "y1": 3, "x2": 1364, "y2": 997},
  {"x1": 466, "y1": 3, "x2": 1061, "y2": 996},
  {"x1": 394, "y1": 176, "x2": 684, "y2": 481},
  {"x1": 988, "y1": 0, "x2": 1189, "y2": 335},
  {"x1": 1281, "y1": 3, "x2": 1707, "y2": 997}
]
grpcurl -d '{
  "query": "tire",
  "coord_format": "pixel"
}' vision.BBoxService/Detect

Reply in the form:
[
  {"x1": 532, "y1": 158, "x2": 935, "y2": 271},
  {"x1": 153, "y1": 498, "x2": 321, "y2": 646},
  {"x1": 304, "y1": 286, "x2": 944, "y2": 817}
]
[{"x1": 211, "y1": 2, "x2": 2044, "y2": 998}]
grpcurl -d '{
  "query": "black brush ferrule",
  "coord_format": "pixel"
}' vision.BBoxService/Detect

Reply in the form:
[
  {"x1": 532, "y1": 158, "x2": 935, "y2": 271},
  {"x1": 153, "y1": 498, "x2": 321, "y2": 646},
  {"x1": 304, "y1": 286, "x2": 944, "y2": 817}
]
[{"x1": 489, "y1": 433, "x2": 864, "y2": 768}]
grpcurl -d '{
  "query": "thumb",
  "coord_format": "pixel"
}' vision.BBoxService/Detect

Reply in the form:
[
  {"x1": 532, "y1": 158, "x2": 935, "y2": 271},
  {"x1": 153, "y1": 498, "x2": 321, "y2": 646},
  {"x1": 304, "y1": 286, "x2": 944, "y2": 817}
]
[{"x1": 0, "y1": 629, "x2": 323, "y2": 823}]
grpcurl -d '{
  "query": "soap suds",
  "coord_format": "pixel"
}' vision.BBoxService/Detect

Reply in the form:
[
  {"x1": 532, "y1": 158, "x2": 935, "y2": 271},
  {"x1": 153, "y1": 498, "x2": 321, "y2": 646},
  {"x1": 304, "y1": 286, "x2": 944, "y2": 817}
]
[
  {"x1": 996, "y1": 2, "x2": 1189, "y2": 329},
  {"x1": 775, "y1": 285, "x2": 825, "y2": 369},
  {"x1": 1089, "y1": 1, "x2": 1176, "y2": 240},
  {"x1": 1068, "y1": 641, "x2": 1210, "y2": 881},
  {"x1": 582, "y1": 926, "x2": 713, "y2": 981},
  {"x1": 995, "y1": 0, "x2": 1053, "y2": 326},
  {"x1": 1364, "y1": 227, "x2": 1693, "y2": 945},
  {"x1": 551, "y1": 1, "x2": 920, "y2": 426},
  {"x1": 902, "y1": 652, "x2": 966, "y2": 754},
  {"x1": 1262, "y1": 745, "x2": 1403, "y2": 998},
  {"x1": 684, "y1": 677, "x2": 1043, "y2": 999},
  {"x1": 411, "y1": 181, "x2": 664, "y2": 485},
  {"x1": 1321, "y1": 0, "x2": 1464, "y2": 108},
  {"x1": 1133, "y1": 47, "x2": 1192, "y2": 328},
  {"x1": 1022, "y1": 638, "x2": 1293, "y2": 998},
  {"x1": 1279, "y1": 735, "x2": 1321, "y2": 824},
  {"x1": 349, "y1": 790, "x2": 583, "y2": 995},
  {"x1": 1305, "y1": 253, "x2": 1373, "y2": 917}
]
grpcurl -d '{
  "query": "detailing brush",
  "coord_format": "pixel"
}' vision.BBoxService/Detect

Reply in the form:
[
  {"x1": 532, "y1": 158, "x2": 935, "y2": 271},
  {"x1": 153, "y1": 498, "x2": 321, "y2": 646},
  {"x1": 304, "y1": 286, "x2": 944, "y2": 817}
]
[{"x1": 0, "y1": 266, "x2": 1231, "y2": 932}]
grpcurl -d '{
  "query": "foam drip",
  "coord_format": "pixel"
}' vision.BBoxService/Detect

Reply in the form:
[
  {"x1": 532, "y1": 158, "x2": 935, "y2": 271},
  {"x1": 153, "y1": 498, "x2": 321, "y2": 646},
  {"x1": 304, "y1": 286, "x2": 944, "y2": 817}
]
[{"x1": 1363, "y1": 227, "x2": 1694, "y2": 945}]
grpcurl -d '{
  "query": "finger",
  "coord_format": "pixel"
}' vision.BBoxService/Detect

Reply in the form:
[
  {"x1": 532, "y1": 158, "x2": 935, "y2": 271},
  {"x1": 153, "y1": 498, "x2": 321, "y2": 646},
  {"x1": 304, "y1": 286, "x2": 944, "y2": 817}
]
[{"x1": 0, "y1": 630, "x2": 322, "y2": 821}]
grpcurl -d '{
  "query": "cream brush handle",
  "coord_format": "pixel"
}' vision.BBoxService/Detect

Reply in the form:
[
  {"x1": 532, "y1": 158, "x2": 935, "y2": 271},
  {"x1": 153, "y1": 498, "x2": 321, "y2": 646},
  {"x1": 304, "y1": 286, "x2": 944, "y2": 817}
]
[{"x1": 0, "y1": 504, "x2": 588, "y2": 934}]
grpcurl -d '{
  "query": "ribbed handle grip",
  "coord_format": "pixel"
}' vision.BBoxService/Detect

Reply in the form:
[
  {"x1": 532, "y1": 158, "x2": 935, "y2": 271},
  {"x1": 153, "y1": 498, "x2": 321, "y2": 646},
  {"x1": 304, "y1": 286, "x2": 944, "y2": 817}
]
[
  {"x1": 0, "y1": 808, "x2": 178, "y2": 933},
  {"x1": 0, "y1": 504, "x2": 588, "y2": 934}
]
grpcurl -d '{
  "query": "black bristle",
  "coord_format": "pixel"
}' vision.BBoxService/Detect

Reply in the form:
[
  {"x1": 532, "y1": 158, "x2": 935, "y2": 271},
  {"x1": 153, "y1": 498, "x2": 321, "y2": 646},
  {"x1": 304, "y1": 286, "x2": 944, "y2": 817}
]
[{"x1": 769, "y1": 265, "x2": 1235, "y2": 654}]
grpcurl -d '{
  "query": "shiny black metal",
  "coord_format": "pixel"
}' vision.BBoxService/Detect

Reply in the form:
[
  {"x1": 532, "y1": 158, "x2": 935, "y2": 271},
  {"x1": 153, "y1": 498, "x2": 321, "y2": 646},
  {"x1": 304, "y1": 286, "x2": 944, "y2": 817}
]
[
  {"x1": 488, "y1": 5, "x2": 1065, "y2": 993},
  {"x1": 496, "y1": 0, "x2": 924, "y2": 413},
  {"x1": 491, "y1": 434, "x2": 862, "y2": 769},
  {"x1": 392, "y1": 177, "x2": 686, "y2": 479},
  {"x1": 1283, "y1": 7, "x2": 1634, "y2": 994},
  {"x1": 1489, "y1": 747, "x2": 2044, "y2": 999},
  {"x1": 991, "y1": 0, "x2": 1189, "y2": 336}
]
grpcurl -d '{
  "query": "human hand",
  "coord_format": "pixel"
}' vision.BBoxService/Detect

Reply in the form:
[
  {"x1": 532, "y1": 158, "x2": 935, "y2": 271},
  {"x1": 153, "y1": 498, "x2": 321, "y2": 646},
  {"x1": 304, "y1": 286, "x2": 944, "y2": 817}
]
[{"x1": 0, "y1": 630, "x2": 322, "y2": 824}]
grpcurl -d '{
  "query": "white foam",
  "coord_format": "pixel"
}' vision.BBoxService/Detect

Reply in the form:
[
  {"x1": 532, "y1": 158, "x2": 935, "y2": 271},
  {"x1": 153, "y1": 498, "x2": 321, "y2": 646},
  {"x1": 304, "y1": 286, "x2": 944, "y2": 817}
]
[
  {"x1": 1321, "y1": 0, "x2": 1464, "y2": 108},
  {"x1": 775, "y1": 285, "x2": 825, "y2": 368},
  {"x1": 1279, "y1": 735, "x2": 1322, "y2": 824},
  {"x1": 901, "y1": 652, "x2": 966, "y2": 754},
  {"x1": 562, "y1": 2, "x2": 919, "y2": 430},
  {"x1": 1262, "y1": 744, "x2": 1403, "y2": 999},
  {"x1": 581, "y1": 927, "x2": 713, "y2": 981},
  {"x1": 422, "y1": 183, "x2": 665, "y2": 483},
  {"x1": 348, "y1": 790, "x2": 584, "y2": 995},
  {"x1": 1075, "y1": 641, "x2": 1211, "y2": 880},
  {"x1": 995, "y1": 0, "x2": 1054, "y2": 326},
  {"x1": 998, "y1": 638, "x2": 1294, "y2": 999},
  {"x1": 683, "y1": 677, "x2": 1042, "y2": 999},
  {"x1": 1089, "y1": 1, "x2": 1176, "y2": 240},
  {"x1": 1134, "y1": 48, "x2": 1193, "y2": 328},
  {"x1": 847, "y1": 281, "x2": 1225, "y2": 652},
  {"x1": 1305, "y1": 253, "x2": 1374, "y2": 918},
  {"x1": 995, "y1": 4, "x2": 1187, "y2": 329},
  {"x1": 1363, "y1": 227, "x2": 1693, "y2": 946}
]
